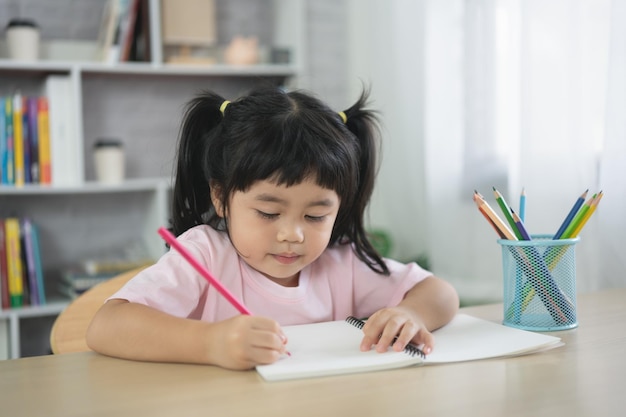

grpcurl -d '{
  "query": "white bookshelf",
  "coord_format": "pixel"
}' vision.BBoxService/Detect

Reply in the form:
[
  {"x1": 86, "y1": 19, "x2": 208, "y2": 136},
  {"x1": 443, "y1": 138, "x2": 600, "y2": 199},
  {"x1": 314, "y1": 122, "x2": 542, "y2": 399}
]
[
  {"x1": 0, "y1": 0, "x2": 304, "y2": 358},
  {"x1": 0, "y1": 178, "x2": 170, "y2": 359},
  {"x1": 0, "y1": 301, "x2": 68, "y2": 360}
]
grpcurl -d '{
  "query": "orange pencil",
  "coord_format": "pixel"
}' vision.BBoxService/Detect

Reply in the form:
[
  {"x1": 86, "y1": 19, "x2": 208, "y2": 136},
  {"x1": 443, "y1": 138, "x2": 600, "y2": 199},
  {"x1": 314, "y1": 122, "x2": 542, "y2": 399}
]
[
  {"x1": 473, "y1": 191, "x2": 517, "y2": 240},
  {"x1": 476, "y1": 203, "x2": 506, "y2": 239}
]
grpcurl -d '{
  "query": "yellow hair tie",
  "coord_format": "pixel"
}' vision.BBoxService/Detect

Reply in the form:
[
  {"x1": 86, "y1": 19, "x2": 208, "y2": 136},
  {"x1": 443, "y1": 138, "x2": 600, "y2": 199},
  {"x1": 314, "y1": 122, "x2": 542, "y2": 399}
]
[
  {"x1": 220, "y1": 100, "x2": 231, "y2": 115},
  {"x1": 338, "y1": 111, "x2": 347, "y2": 124}
]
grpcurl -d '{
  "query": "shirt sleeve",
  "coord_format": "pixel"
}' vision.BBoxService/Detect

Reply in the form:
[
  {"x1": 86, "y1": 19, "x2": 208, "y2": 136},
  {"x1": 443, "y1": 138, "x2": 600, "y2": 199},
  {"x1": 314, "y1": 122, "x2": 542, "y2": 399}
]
[
  {"x1": 107, "y1": 239, "x2": 209, "y2": 319},
  {"x1": 351, "y1": 252, "x2": 433, "y2": 319}
]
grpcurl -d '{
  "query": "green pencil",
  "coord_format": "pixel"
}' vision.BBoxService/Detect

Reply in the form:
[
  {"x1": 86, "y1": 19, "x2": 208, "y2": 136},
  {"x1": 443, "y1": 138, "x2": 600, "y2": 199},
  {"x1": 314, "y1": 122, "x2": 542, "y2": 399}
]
[
  {"x1": 493, "y1": 187, "x2": 523, "y2": 240},
  {"x1": 561, "y1": 193, "x2": 596, "y2": 239}
]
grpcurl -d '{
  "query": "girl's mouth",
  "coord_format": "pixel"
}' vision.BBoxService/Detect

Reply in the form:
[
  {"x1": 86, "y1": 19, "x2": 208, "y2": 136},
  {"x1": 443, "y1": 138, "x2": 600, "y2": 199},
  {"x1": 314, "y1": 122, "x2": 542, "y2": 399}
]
[{"x1": 273, "y1": 253, "x2": 300, "y2": 264}]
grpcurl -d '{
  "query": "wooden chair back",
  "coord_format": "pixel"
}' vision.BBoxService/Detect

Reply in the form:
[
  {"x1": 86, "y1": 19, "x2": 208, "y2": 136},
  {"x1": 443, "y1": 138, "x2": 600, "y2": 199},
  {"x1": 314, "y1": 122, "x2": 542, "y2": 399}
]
[{"x1": 49, "y1": 266, "x2": 147, "y2": 354}]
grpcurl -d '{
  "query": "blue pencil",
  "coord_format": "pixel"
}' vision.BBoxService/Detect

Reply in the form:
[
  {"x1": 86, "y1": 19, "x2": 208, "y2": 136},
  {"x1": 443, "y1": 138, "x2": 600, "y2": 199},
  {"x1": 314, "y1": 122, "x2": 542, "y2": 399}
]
[
  {"x1": 511, "y1": 210, "x2": 531, "y2": 241},
  {"x1": 519, "y1": 187, "x2": 526, "y2": 222},
  {"x1": 553, "y1": 189, "x2": 588, "y2": 240}
]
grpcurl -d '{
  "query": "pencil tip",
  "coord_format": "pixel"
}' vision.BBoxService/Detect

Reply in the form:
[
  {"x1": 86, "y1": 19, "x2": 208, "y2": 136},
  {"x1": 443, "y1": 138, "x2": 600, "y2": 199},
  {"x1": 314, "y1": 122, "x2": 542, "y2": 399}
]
[{"x1": 492, "y1": 186, "x2": 496, "y2": 191}]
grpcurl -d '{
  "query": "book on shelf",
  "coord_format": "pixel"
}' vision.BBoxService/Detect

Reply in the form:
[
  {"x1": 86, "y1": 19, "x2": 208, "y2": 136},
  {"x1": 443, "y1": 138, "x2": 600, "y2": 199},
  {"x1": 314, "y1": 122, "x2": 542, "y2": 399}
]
[
  {"x1": 18, "y1": 220, "x2": 31, "y2": 305},
  {"x1": 12, "y1": 94, "x2": 24, "y2": 186},
  {"x1": 30, "y1": 221, "x2": 45, "y2": 305},
  {"x1": 81, "y1": 258, "x2": 152, "y2": 275},
  {"x1": 59, "y1": 270, "x2": 118, "y2": 299},
  {"x1": 97, "y1": 0, "x2": 150, "y2": 63},
  {"x1": 4, "y1": 218, "x2": 23, "y2": 307},
  {"x1": 45, "y1": 75, "x2": 81, "y2": 186},
  {"x1": 98, "y1": 0, "x2": 139, "y2": 63},
  {"x1": 59, "y1": 258, "x2": 151, "y2": 299},
  {"x1": 1, "y1": 217, "x2": 46, "y2": 308},
  {"x1": 128, "y1": 0, "x2": 152, "y2": 62},
  {"x1": 21, "y1": 219, "x2": 45, "y2": 306},
  {"x1": 255, "y1": 314, "x2": 563, "y2": 382},
  {"x1": 37, "y1": 96, "x2": 51, "y2": 185},
  {"x1": 0, "y1": 220, "x2": 9, "y2": 309},
  {"x1": 0, "y1": 96, "x2": 6, "y2": 185},
  {"x1": 106, "y1": 0, "x2": 125, "y2": 63},
  {"x1": 0, "y1": 93, "x2": 55, "y2": 187},
  {"x1": 2, "y1": 96, "x2": 14, "y2": 185},
  {"x1": 21, "y1": 95, "x2": 31, "y2": 184},
  {"x1": 118, "y1": 0, "x2": 141, "y2": 62},
  {"x1": 26, "y1": 96, "x2": 40, "y2": 184},
  {"x1": 96, "y1": 0, "x2": 121, "y2": 62}
]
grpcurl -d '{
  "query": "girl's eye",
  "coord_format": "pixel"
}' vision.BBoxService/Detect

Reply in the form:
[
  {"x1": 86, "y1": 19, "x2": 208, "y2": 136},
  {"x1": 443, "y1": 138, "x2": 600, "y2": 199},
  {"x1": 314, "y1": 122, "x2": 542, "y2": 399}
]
[
  {"x1": 256, "y1": 210, "x2": 278, "y2": 220},
  {"x1": 306, "y1": 215, "x2": 326, "y2": 223}
]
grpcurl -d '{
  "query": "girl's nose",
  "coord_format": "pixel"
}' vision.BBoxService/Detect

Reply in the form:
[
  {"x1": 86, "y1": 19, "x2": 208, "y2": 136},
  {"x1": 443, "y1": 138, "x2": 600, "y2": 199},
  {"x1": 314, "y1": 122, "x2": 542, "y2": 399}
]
[{"x1": 277, "y1": 221, "x2": 304, "y2": 243}]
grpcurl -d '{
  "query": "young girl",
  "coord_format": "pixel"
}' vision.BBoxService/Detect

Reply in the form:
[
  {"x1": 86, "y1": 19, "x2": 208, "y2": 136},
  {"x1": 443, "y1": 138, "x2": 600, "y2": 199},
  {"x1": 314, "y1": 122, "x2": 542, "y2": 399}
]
[{"x1": 86, "y1": 86, "x2": 459, "y2": 370}]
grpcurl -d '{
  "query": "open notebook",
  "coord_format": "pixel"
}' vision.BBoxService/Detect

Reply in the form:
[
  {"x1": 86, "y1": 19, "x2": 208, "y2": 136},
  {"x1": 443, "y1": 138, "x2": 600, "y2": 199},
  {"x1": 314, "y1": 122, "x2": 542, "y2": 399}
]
[{"x1": 256, "y1": 314, "x2": 562, "y2": 382}]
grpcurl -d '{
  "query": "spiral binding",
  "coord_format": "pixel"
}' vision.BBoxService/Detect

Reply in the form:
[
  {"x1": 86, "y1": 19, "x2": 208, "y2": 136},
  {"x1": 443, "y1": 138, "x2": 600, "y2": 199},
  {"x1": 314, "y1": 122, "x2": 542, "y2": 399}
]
[
  {"x1": 345, "y1": 316, "x2": 426, "y2": 359},
  {"x1": 346, "y1": 315, "x2": 365, "y2": 329}
]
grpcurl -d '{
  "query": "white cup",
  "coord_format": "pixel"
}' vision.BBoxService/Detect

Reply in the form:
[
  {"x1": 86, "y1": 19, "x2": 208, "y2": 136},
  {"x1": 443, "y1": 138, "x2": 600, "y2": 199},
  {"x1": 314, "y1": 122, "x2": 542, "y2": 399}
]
[
  {"x1": 5, "y1": 19, "x2": 40, "y2": 61},
  {"x1": 94, "y1": 139, "x2": 125, "y2": 184}
]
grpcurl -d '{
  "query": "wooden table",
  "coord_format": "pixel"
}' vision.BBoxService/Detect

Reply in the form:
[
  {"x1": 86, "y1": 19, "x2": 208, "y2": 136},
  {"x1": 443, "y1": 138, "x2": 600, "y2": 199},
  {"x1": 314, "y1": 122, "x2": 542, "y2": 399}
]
[{"x1": 1, "y1": 289, "x2": 625, "y2": 417}]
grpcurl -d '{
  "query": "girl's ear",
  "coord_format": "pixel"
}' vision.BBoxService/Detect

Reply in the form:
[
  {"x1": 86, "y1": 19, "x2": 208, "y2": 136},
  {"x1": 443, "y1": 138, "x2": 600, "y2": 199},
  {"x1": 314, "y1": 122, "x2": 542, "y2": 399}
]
[{"x1": 210, "y1": 181, "x2": 225, "y2": 218}]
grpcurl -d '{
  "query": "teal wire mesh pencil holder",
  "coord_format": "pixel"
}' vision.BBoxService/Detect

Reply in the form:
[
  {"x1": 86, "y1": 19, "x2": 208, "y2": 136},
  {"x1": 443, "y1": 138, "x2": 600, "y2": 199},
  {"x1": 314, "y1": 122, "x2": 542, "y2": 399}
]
[{"x1": 498, "y1": 234, "x2": 579, "y2": 331}]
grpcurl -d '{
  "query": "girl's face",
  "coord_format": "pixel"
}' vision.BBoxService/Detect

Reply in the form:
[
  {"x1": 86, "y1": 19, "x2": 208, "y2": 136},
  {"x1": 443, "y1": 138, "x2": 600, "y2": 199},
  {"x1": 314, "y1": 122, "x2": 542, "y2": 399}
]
[{"x1": 215, "y1": 177, "x2": 340, "y2": 287}]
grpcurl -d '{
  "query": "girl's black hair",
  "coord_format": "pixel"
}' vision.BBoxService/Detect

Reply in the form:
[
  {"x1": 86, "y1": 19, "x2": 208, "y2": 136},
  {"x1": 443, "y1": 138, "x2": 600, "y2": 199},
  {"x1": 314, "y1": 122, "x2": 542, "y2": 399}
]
[{"x1": 170, "y1": 86, "x2": 389, "y2": 275}]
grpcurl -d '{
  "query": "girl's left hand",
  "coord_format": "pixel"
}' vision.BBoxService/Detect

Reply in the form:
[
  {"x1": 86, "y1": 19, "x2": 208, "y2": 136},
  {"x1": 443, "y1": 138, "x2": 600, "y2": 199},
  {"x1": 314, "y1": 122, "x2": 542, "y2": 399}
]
[{"x1": 359, "y1": 306, "x2": 434, "y2": 355}]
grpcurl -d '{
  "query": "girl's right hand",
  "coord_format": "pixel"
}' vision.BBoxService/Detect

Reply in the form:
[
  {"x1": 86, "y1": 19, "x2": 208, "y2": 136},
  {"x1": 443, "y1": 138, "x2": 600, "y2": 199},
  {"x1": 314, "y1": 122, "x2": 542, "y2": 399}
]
[{"x1": 206, "y1": 315, "x2": 288, "y2": 370}]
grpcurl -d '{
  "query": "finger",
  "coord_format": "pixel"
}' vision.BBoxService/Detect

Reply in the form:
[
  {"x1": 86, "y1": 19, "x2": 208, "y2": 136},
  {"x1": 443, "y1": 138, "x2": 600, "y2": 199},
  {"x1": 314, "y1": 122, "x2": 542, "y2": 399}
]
[
  {"x1": 233, "y1": 331, "x2": 288, "y2": 367},
  {"x1": 411, "y1": 329, "x2": 435, "y2": 355},
  {"x1": 249, "y1": 345, "x2": 288, "y2": 365},
  {"x1": 375, "y1": 318, "x2": 407, "y2": 353},
  {"x1": 390, "y1": 321, "x2": 420, "y2": 352},
  {"x1": 250, "y1": 327, "x2": 286, "y2": 351},
  {"x1": 249, "y1": 316, "x2": 288, "y2": 344},
  {"x1": 360, "y1": 335, "x2": 376, "y2": 352},
  {"x1": 360, "y1": 312, "x2": 389, "y2": 351},
  {"x1": 213, "y1": 317, "x2": 283, "y2": 369}
]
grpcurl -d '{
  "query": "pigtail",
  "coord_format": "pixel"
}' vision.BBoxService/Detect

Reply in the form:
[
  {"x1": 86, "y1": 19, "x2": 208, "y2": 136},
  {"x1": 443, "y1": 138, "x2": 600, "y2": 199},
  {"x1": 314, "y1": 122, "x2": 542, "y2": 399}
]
[
  {"x1": 171, "y1": 91, "x2": 225, "y2": 236},
  {"x1": 339, "y1": 88, "x2": 390, "y2": 275}
]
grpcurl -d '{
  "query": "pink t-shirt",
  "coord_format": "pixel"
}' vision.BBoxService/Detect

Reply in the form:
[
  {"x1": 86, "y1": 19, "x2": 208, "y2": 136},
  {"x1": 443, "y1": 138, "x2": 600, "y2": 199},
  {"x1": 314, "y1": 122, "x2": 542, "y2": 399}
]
[{"x1": 109, "y1": 225, "x2": 432, "y2": 326}]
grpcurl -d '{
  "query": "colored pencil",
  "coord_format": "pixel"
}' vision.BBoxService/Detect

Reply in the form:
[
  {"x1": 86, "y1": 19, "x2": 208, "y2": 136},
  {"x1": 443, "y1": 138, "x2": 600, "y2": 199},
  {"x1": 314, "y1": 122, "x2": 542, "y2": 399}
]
[
  {"x1": 493, "y1": 187, "x2": 524, "y2": 240},
  {"x1": 473, "y1": 191, "x2": 517, "y2": 240},
  {"x1": 474, "y1": 191, "x2": 573, "y2": 324},
  {"x1": 506, "y1": 244, "x2": 572, "y2": 324},
  {"x1": 561, "y1": 193, "x2": 596, "y2": 239},
  {"x1": 519, "y1": 187, "x2": 526, "y2": 222},
  {"x1": 476, "y1": 203, "x2": 507, "y2": 239},
  {"x1": 158, "y1": 227, "x2": 252, "y2": 315},
  {"x1": 553, "y1": 189, "x2": 588, "y2": 239},
  {"x1": 510, "y1": 206, "x2": 529, "y2": 322},
  {"x1": 474, "y1": 195, "x2": 533, "y2": 320},
  {"x1": 545, "y1": 191, "x2": 604, "y2": 270},
  {"x1": 511, "y1": 210, "x2": 531, "y2": 241},
  {"x1": 519, "y1": 190, "x2": 601, "y2": 314},
  {"x1": 570, "y1": 191, "x2": 603, "y2": 238}
]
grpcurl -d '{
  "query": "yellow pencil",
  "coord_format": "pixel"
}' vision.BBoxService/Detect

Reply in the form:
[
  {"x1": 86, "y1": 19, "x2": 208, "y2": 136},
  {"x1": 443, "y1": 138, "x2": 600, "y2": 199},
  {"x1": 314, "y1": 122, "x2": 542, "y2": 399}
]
[
  {"x1": 561, "y1": 193, "x2": 596, "y2": 239},
  {"x1": 546, "y1": 191, "x2": 602, "y2": 270},
  {"x1": 570, "y1": 191, "x2": 603, "y2": 237},
  {"x1": 506, "y1": 190, "x2": 601, "y2": 321}
]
